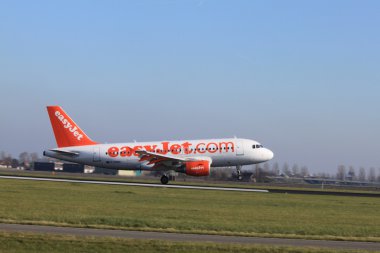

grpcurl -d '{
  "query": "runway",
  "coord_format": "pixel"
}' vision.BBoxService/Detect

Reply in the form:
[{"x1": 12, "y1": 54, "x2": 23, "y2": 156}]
[
  {"x1": 0, "y1": 175, "x2": 269, "y2": 193},
  {"x1": 0, "y1": 223, "x2": 379, "y2": 250},
  {"x1": 1, "y1": 174, "x2": 379, "y2": 197}
]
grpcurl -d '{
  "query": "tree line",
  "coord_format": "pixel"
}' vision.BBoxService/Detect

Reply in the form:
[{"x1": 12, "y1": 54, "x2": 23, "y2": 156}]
[
  {"x1": 0, "y1": 151, "x2": 47, "y2": 169},
  {"x1": 336, "y1": 165, "x2": 380, "y2": 182},
  {"x1": 256, "y1": 162, "x2": 380, "y2": 182}
]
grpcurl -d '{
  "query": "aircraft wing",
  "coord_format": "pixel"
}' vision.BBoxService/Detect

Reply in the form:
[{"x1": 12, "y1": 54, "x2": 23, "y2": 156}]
[{"x1": 135, "y1": 150, "x2": 187, "y2": 168}]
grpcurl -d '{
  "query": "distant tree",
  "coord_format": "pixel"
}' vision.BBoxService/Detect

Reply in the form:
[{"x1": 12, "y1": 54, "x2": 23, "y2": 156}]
[
  {"x1": 348, "y1": 166, "x2": 356, "y2": 181},
  {"x1": 336, "y1": 165, "x2": 346, "y2": 180},
  {"x1": 210, "y1": 167, "x2": 232, "y2": 180},
  {"x1": 11, "y1": 158, "x2": 19, "y2": 168},
  {"x1": 292, "y1": 164, "x2": 300, "y2": 176},
  {"x1": 19, "y1": 152, "x2": 32, "y2": 169},
  {"x1": 263, "y1": 163, "x2": 277, "y2": 177},
  {"x1": 300, "y1": 166, "x2": 309, "y2": 177},
  {"x1": 358, "y1": 167, "x2": 366, "y2": 182},
  {"x1": 253, "y1": 164, "x2": 274, "y2": 182},
  {"x1": 0, "y1": 151, "x2": 6, "y2": 162},
  {"x1": 263, "y1": 163, "x2": 270, "y2": 173},
  {"x1": 30, "y1": 152, "x2": 39, "y2": 162},
  {"x1": 4, "y1": 155, "x2": 12, "y2": 168},
  {"x1": 253, "y1": 164, "x2": 260, "y2": 181},
  {"x1": 282, "y1": 163, "x2": 291, "y2": 176},
  {"x1": 317, "y1": 172, "x2": 330, "y2": 179},
  {"x1": 368, "y1": 167, "x2": 376, "y2": 182},
  {"x1": 19, "y1": 152, "x2": 30, "y2": 163},
  {"x1": 272, "y1": 162, "x2": 280, "y2": 176}
]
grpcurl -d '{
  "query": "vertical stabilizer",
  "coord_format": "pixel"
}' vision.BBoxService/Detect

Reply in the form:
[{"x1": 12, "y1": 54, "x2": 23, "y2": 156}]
[{"x1": 47, "y1": 106, "x2": 98, "y2": 148}]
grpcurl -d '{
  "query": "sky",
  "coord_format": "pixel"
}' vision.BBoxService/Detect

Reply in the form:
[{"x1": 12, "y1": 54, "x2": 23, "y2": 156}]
[{"x1": 1, "y1": 0, "x2": 379, "y2": 173}]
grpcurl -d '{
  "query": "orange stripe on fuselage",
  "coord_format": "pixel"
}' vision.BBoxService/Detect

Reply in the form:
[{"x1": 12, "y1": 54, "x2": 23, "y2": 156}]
[{"x1": 106, "y1": 141, "x2": 235, "y2": 158}]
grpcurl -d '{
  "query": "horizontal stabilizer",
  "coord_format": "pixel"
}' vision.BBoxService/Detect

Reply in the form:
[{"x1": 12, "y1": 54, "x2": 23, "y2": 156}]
[{"x1": 50, "y1": 149, "x2": 79, "y2": 157}]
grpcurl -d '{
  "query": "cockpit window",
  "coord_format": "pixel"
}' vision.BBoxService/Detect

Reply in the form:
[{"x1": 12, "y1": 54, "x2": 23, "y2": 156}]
[
  {"x1": 253, "y1": 144, "x2": 264, "y2": 149},
  {"x1": 252, "y1": 145, "x2": 256, "y2": 149}
]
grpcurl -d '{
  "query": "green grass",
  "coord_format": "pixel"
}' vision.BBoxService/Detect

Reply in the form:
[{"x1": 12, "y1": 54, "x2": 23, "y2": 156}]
[
  {"x1": 0, "y1": 232, "x2": 378, "y2": 253},
  {"x1": 0, "y1": 179, "x2": 380, "y2": 242}
]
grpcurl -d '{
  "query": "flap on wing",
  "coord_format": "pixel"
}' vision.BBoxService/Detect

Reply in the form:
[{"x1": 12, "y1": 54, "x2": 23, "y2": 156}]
[
  {"x1": 135, "y1": 150, "x2": 187, "y2": 167},
  {"x1": 50, "y1": 149, "x2": 79, "y2": 157}
]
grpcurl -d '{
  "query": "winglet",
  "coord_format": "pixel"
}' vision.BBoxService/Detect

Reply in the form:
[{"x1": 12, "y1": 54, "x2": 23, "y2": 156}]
[{"x1": 47, "y1": 106, "x2": 98, "y2": 148}]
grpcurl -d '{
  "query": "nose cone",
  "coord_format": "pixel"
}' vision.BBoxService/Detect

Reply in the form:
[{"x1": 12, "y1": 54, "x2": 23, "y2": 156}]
[{"x1": 263, "y1": 148, "x2": 274, "y2": 161}]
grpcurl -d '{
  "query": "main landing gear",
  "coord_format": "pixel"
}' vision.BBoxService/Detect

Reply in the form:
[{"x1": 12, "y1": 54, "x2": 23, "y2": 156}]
[
  {"x1": 236, "y1": 165, "x2": 242, "y2": 181},
  {"x1": 160, "y1": 175, "x2": 169, "y2": 185}
]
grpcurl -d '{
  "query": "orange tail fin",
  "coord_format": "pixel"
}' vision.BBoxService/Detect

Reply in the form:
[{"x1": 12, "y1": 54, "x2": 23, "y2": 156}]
[{"x1": 47, "y1": 106, "x2": 98, "y2": 148}]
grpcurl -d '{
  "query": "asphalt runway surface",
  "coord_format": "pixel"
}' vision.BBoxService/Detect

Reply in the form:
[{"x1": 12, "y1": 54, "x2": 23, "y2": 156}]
[
  {"x1": 0, "y1": 223, "x2": 379, "y2": 251},
  {"x1": 0, "y1": 175, "x2": 269, "y2": 193},
  {"x1": 1, "y1": 174, "x2": 379, "y2": 197}
]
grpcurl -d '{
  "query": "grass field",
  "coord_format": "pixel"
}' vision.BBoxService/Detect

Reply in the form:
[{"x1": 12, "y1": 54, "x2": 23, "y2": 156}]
[
  {"x1": 0, "y1": 232, "x2": 378, "y2": 253},
  {"x1": 0, "y1": 179, "x2": 380, "y2": 242}
]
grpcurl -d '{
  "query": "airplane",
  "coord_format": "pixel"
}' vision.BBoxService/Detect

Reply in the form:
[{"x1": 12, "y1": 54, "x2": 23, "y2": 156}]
[{"x1": 44, "y1": 106, "x2": 274, "y2": 184}]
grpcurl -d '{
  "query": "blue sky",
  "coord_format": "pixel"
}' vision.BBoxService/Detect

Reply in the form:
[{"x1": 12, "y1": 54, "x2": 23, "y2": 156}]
[{"x1": 1, "y1": 0, "x2": 379, "y2": 172}]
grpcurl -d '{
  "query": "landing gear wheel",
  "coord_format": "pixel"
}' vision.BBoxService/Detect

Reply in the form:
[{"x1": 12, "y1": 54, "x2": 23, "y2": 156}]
[
  {"x1": 236, "y1": 165, "x2": 242, "y2": 181},
  {"x1": 160, "y1": 175, "x2": 169, "y2": 185}
]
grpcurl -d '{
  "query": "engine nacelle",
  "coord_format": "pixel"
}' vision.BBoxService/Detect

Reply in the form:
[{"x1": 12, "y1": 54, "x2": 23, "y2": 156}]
[{"x1": 184, "y1": 160, "x2": 210, "y2": 176}]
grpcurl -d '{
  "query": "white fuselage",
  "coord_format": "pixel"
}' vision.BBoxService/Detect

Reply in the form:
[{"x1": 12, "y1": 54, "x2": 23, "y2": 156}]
[{"x1": 44, "y1": 138, "x2": 274, "y2": 171}]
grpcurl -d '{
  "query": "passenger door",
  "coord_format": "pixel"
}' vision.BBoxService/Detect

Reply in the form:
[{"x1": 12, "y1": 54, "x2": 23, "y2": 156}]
[{"x1": 235, "y1": 140, "x2": 244, "y2": 156}]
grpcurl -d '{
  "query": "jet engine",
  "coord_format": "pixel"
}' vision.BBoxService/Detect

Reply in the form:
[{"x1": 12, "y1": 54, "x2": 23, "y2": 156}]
[{"x1": 182, "y1": 160, "x2": 210, "y2": 176}]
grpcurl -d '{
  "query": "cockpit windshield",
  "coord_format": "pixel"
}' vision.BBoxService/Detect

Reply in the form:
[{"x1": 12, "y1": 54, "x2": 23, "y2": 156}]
[{"x1": 252, "y1": 144, "x2": 263, "y2": 149}]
